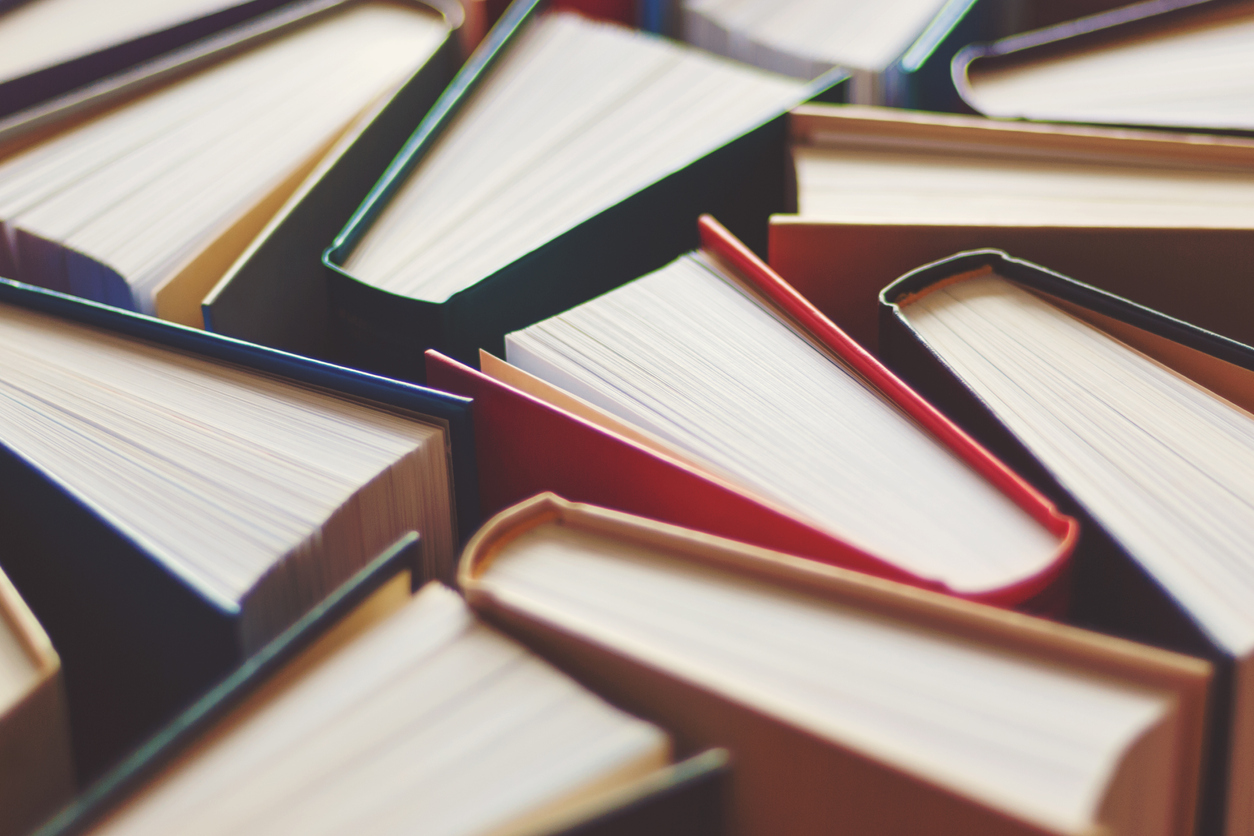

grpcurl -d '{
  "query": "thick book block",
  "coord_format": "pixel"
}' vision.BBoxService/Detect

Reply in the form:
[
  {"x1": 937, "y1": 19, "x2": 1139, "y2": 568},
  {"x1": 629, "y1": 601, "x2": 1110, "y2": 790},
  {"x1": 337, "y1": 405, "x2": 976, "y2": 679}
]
[
  {"x1": 0, "y1": 0, "x2": 459, "y2": 328},
  {"x1": 953, "y1": 0, "x2": 1254, "y2": 132},
  {"x1": 202, "y1": 1, "x2": 464, "y2": 362},
  {"x1": 772, "y1": 104, "x2": 1254, "y2": 353},
  {"x1": 0, "y1": 277, "x2": 478, "y2": 781},
  {"x1": 427, "y1": 215, "x2": 1078, "y2": 611},
  {"x1": 461, "y1": 494, "x2": 1212, "y2": 836},
  {"x1": 879, "y1": 249, "x2": 1254, "y2": 836},
  {"x1": 318, "y1": 0, "x2": 824, "y2": 384},
  {"x1": 36, "y1": 544, "x2": 728, "y2": 836},
  {"x1": 679, "y1": 0, "x2": 993, "y2": 109}
]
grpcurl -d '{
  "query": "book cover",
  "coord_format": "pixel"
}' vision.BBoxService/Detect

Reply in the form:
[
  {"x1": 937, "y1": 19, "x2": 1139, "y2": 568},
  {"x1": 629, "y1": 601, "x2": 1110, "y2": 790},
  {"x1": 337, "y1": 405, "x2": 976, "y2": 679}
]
[
  {"x1": 0, "y1": 562, "x2": 74, "y2": 836},
  {"x1": 952, "y1": 0, "x2": 1251, "y2": 132},
  {"x1": 201, "y1": 1, "x2": 464, "y2": 362},
  {"x1": 0, "y1": 276, "x2": 478, "y2": 781},
  {"x1": 461, "y1": 493, "x2": 1211, "y2": 836},
  {"x1": 772, "y1": 103, "x2": 1254, "y2": 353},
  {"x1": 318, "y1": 0, "x2": 829, "y2": 384},
  {"x1": 427, "y1": 215, "x2": 1077, "y2": 612},
  {"x1": 879, "y1": 248, "x2": 1254, "y2": 836},
  {"x1": 35, "y1": 538, "x2": 728, "y2": 836}
]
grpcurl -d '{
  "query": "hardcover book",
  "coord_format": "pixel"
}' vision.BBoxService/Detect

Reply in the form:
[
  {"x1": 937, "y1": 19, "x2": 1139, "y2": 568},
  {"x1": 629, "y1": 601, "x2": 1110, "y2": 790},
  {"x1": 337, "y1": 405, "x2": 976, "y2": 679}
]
[
  {"x1": 320, "y1": 0, "x2": 823, "y2": 383},
  {"x1": 953, "y1": 0, "x2": 1254, "y2": 132},
  {"x1": 0, "y1": 276, "x2": 477, "y2": 780},
  {"x1": 461, "y1": 493, "x2": 1212, "y2": 836},
  {"x1": 0, "y1": 0, "x2": 298, "y2": 121},
  {"x1": 0, "y1": 0, "x2": 457, "y2": 327},
  {"x1": 36, "y1": 544, "x2": 723, "y2": 836},
  {"x1": 431, "y1": 216, "x2": 1077, "y2": 612},
  {"x1": 0, "y1": 561, "x2": 74, "y2": 836},
  {"x1": 772, "y1": 103, "x2": 1254, "y2": 352},
  {"x1": 880, "y1": 248, "x2": 1254, "y2": 836},
  {"x1": 678, "y1": 0, "x2": 988, "y2": 108}
]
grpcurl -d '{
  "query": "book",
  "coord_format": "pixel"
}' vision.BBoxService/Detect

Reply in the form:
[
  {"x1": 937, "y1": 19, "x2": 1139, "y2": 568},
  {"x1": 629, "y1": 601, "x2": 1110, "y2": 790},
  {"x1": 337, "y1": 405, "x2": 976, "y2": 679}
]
[
  {"x1": 0, "y1": 0, "x2": 455, "y2": 327},
  {"x1": 200, "y1": 3, "x2": 464, "y2": 362},
  {"x1": 0, "y1": 0, "x2": 299, "y2": 122},
  {"x1": 320, "y1": 0, "x2": 822, "y2": 383},
  {"x1": 0, "y1": 275, "x2": 478, "y2": 781},
  {"x1": 772, "y1": 102, "x2": 1254, "y2": 352},
  {"x1": 36, "y1": 542, "x2": 725, "y2": 836},
  {"x1": 678, "y1": 0, "x2": 986, "y2": 107},
  {"x1": 954, "y1": 0, "x2": 1254, "y2": 132},
  {"x1": 440, "y1": 214, "x2": 1076, "y2": 611},
  {"x1": 880, "y1": 248, "x2": 1254, "y2": 836},
  {"x1": 461, "y1": 493, "x2": 1213, "y2": 836},
  {"x1": 0, "y1": 562, "x2": 74, "y2": 836},
  {"x1": 36, "y1": 543, "x2": 727, "y2": 836}
]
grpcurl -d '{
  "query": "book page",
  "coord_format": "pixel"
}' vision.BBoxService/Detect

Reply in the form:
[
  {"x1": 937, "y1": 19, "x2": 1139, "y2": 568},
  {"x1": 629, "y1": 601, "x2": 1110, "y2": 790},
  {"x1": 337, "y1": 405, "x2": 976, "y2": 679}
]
[
  {"x1": 343, "y1": 12, "x2": 802, "y2": 304},
  {"x1": 794, "y1": 143, "x2": 1254, "y2": 227}
]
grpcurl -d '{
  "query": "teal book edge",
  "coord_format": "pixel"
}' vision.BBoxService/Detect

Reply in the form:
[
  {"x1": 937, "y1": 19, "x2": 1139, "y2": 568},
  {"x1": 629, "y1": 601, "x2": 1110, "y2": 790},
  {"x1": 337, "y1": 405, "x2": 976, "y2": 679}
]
[
  {"x1": 31, "y1": 532, "x2": 728, "y2": 836},
  {"x1": 0, "y1": 276, "x2": 479, "y2": 781},
  {"x1": 201, "y1": 0, "x2": 465, "y2": 363},
  {"x1": 881, "y1": 0, "x2": 989, "y2": 110},
  {"x1": 321, "y1": 0, "x2": 842, "y2": 383},
  {"x1": 32, "y1": 534, "x2": 422, "y2": 836}
]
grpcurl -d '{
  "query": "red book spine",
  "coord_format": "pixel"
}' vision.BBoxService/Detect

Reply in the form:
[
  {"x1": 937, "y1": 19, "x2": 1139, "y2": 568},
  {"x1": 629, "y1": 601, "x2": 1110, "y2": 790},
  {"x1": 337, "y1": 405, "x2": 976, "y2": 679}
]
[
  {"x1": 427, "y1": 348, "x2": 1074, "y2": 612},
  {"x1": 698, "y1": 214, "x2": 1078, "y2": 556}
]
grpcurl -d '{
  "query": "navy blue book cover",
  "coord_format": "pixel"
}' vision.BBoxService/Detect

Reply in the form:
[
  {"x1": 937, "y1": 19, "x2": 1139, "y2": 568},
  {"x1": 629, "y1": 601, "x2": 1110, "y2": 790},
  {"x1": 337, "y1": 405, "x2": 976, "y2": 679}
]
[{"x1": 0, "y1": 277, "x2": 478, "y2": 781}]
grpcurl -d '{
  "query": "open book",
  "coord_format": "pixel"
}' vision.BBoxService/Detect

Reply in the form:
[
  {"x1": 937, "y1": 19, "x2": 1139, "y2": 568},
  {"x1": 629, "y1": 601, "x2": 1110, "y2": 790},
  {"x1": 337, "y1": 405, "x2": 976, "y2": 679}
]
[
  {"x1": 461, "y1": 494, "x2": 1211, "y2": 836},
  {"x1": 881, "y1": 249, "x2": 1254, "y2": 836},
  {"x1": 0, "y1": 0, "x2": 452, "y2": 326}
]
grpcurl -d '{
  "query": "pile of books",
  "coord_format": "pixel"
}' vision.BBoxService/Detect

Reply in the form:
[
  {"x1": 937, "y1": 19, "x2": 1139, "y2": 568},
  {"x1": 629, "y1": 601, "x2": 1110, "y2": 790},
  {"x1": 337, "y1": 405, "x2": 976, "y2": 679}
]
[{"x1": 2, "y1": 0, "x2": 1253, "y2": 834}]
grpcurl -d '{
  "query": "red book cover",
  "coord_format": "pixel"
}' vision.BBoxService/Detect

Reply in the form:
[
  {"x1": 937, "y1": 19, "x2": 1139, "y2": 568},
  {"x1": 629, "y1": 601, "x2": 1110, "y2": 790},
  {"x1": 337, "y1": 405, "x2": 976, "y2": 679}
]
[{"x1": 427, "y1": 217, "x2": 1077, "y2": 611}]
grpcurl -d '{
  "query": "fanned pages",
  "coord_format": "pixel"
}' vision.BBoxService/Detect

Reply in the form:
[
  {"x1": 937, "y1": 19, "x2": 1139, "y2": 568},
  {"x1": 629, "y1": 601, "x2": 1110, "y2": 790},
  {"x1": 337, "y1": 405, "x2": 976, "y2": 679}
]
[
  {"x1": 0, "y1": 1, "x2": 449, "y2": 324},
  {"x1": 341, "y1": 11, "x2": 802, "y2": 304},
  {"x1": 960, "y1": 1, "x2": 1254, "y2": 131},
  {"x1": 680, "y1": 0, "x2": 951, "y2": 95},
  {"x1": 0, "y1": 301, "x2": 454, "y2": 653},
  {"x1": 0, "y1": 564, "x2": 74, "y2": 836},
  {"x1": 897, "y1": 272, "x2": 1254, "y2": 656},
  {"x1": 461, "y1": 495, "x2": 1211, "y2": 836},
  {"x1": 883, "y1": 254, "x2": 1254, "y2": 836},
  {"x1": 88, "y1": 582, "x2": 671, "y2": 836},
  {"x1": 504, "y1": 248, "x2": 1062, "y2": 596}
]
